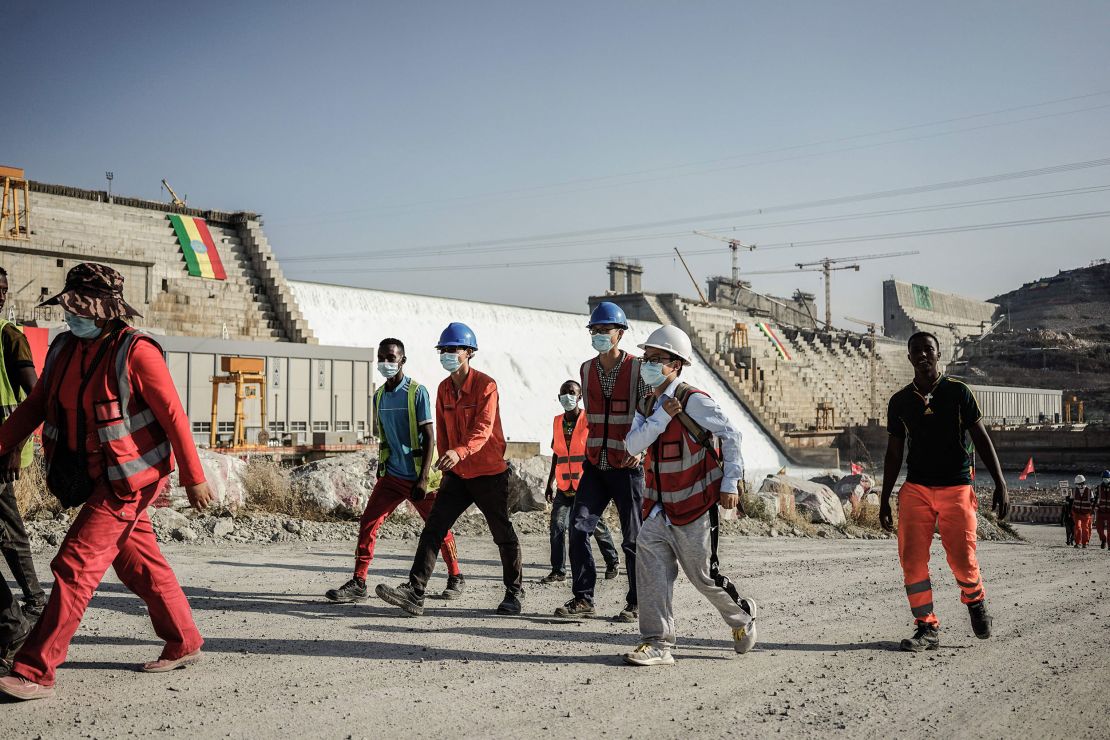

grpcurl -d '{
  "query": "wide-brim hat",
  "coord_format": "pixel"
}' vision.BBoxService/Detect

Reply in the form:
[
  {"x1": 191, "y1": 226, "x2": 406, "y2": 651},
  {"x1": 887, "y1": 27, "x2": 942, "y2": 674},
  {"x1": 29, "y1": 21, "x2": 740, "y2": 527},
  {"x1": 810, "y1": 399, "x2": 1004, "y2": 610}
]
[{"x1": 39, "y1": 262, "x2": 143, "y2": 319}]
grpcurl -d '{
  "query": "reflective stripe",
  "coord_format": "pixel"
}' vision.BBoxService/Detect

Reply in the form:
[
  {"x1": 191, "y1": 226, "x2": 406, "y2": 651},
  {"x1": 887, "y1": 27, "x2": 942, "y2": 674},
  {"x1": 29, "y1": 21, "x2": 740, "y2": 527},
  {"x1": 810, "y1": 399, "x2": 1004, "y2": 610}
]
[
  {"x1": 106, "y1": 440, "x2": 172, "y2": 481},
  {"x1": 97, "y1": 408, "x2": 157, "y2": 442},
  {"x1": 964, "y1": 588, "x2": 984, "y2": 602},
  {"x1": 656, "y1": 447, "x2": 709, "y2": 474},
  {"x1": 955, "y1": 577, "x2": 979, "y2": 589},
  {"x1": 905, "y1": 579, "x2": 932, "y2": 595},
  {"x1": 910, "y1": 602, "x2": 934, "y2": 618},
  {"x1": 656, "y1": 466, "x2": 723, "y2": 504}
]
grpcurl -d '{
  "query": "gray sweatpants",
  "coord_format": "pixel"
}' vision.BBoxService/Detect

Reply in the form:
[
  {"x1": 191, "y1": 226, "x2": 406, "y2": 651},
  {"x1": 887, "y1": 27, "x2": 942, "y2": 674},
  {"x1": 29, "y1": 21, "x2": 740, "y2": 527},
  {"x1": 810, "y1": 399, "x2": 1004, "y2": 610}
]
[{"x1": 637, "y1": 507, "x2": 752, "y2": 650}]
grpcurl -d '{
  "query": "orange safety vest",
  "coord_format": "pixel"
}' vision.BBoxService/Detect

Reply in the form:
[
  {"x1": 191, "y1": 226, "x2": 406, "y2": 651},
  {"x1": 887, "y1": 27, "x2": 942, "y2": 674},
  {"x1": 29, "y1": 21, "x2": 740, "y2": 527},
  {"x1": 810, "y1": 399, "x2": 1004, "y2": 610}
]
[
  {"x1": 41, "y1": 327, "x2": 174, "y2": 499},
  {"x1": 552, "y1": 412, "x2": 588, "y2": 492},
  {"x1": 640, "y1": 384, "x2": 723, "y2": 526},
  {"x1": 1073, "y1": 486, "x2": 1094, "y2": 514},
  {"x1": 580, "y1": 351, "x2": 642, "y2": 468}
]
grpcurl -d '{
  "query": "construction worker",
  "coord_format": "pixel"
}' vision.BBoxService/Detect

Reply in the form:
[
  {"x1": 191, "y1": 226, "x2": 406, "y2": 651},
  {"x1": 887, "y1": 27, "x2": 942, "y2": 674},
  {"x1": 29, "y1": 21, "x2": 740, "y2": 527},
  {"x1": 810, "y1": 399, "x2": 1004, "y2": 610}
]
[
  {"x1": 0, "y1": 263, "x2": 211, "y2": 701},
  {"x1": 325, "y1": 338, "x2": 465, "y2": 603},
  {"x1": 880, "y1": 331, "x2": 1008, "y2": 652},
  {"x1": 558, "y1": 302, "x2": 649, "y2": 623},
  {"x1": 376, "y1": 323, "x2": 524, "y2": 616},
  {"x1": 0, "y1": 266, "x2": 47, "y2": 648},
  {"x1": 541, "y1": 379, "x2": 620, "y2": 585},
  {"x1": 620, "y1": 325, "x2": 756, "y2": 667},
  {"x1": 1061, "y1": 490, "x2": 1075, "y2": 547},
  {"x1": 1072, "y1": 474, "x2": 1094, "y2": 549},
  {"x1": 1096, "y1": 471, "x2": 1110, "y2": 550}
]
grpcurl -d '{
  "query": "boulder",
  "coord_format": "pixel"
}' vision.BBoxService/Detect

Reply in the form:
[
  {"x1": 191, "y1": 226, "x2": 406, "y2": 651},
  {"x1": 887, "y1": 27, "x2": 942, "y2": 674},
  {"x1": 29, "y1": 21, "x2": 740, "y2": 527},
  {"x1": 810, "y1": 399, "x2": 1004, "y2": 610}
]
[
  {"x1": 506, "y1": 455, "x2": 551, "y2": 513},
  {"x1": 165, "y1": 449, "x2": 249, "y2": 511},
  {"x1": 290, "y1": 450, "x2": 378, "y2": 517},
  {"x1": 831, "y1": 474, "x2": 875, "y2": 512},
  {"x1": 760, "y1": 474, "x2": 845, "y2": 525},
  {"x1": 809, "y1": 474, "x2": 840, "y2": 489}
]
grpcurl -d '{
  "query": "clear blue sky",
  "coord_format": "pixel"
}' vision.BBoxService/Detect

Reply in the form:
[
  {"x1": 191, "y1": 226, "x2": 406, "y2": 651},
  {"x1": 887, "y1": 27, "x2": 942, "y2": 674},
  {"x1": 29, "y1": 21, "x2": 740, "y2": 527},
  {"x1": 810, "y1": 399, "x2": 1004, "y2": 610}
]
[{"x1": 10, "y1": 1, "x2": 1110, "y2": 325}]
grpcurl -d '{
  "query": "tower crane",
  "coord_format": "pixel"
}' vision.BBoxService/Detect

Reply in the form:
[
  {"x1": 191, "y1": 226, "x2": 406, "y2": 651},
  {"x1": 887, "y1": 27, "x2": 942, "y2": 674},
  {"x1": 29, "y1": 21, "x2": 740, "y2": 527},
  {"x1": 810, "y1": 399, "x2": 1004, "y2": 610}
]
[{"x1": 693, "y1": 230, "x2": 755, "y2": 303}]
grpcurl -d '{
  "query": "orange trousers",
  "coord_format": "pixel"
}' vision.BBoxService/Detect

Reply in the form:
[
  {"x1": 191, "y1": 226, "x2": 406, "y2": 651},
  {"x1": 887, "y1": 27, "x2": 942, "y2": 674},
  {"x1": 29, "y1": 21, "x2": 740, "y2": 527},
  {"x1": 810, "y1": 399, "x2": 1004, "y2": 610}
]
[
  {"x1": 897, "y1": 483, "x2": 985, "y2": 628},
  {"x1": 1072, "y1": 512, "x2": 1092, "y2": 546}
]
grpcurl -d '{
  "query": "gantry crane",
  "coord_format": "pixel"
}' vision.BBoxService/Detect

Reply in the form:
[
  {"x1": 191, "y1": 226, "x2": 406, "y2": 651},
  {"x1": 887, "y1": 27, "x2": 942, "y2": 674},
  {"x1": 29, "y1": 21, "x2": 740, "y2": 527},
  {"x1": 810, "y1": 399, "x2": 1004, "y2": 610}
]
[{"x1": 693, "y1": 230, "x2": 755, "y2": 303}]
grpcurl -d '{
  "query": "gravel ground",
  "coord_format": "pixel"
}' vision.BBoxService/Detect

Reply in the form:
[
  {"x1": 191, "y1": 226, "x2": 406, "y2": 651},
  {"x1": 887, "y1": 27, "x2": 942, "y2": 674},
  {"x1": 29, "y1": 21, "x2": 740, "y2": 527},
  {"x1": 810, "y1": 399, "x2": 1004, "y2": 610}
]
[{"x1": 4, "y1": 521, "x2": 1105, "y2": 738}]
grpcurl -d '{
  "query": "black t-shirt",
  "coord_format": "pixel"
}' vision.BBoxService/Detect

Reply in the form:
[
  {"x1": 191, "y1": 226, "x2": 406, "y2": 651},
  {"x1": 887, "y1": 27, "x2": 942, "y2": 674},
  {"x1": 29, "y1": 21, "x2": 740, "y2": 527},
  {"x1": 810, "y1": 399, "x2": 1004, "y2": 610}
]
[{"x1": 887, "y1": 376, "x2": 982, "y2": 486}]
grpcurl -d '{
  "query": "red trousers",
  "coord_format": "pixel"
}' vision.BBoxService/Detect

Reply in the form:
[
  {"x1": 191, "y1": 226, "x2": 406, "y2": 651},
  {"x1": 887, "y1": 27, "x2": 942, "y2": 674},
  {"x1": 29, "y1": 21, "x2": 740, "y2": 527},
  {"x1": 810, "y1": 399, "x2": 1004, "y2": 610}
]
[
  {"x1": 13, "y1": 478, "x2": 202, "y2": 686},
  {"x1": 897, "y1": 483, "x2": 985, "y2": 628},
  {"x1": 1072, "y1": 511, "x2": 1093, "y2": 546},
  {"x1": 1097, "y1": 514, "x2": 1110, "y2": 546},
  {"x1": 355, "y1": 475, "x2": 460, "y2": 580}
]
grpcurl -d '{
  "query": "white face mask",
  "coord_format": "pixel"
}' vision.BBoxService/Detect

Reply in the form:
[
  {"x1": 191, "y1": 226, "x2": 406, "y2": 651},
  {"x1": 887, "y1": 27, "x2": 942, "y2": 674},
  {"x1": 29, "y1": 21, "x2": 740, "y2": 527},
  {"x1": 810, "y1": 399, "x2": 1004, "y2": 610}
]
[
  {"x1": 377, "y1": 362, "x2": 400, "y2": 379},
  {"x1": 558, "y1": 394, "x2": 579, "y2": 411}
]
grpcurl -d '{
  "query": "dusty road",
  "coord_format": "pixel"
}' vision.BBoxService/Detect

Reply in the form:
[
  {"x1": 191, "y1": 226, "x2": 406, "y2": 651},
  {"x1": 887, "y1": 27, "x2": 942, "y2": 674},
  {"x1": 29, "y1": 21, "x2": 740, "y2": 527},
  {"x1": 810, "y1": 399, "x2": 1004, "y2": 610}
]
[{"x1": 3, "y1": 524, "x2": 1107, "y2": 739}]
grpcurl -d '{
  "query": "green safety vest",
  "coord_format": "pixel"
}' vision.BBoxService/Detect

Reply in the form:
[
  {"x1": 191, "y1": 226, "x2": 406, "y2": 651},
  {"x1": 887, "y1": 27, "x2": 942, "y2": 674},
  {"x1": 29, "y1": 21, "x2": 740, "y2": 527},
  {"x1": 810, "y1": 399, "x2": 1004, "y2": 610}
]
[
  {"x1": 374, "y1": 378, "x2": 425, "y2": 479},
  {"x1": 0, "y1": 318, "x2": 35, "y2": 468}
]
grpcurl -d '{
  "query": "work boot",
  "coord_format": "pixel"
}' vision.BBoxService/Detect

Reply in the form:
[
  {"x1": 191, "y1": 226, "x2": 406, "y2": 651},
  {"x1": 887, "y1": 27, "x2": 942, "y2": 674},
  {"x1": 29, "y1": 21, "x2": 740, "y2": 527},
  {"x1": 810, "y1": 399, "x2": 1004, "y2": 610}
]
[
  {"x1": 375, "y1": 582, "x2": 425, "y2": 616},
  {"x1": 614, "y1": 603, "x2": 638, "y2": 623},
  {"x1": 440, "y1": 574, "x2": 466, "y2": 600},
  {"x1": 732, "y1": 599, "x2": 758, "y2": 654},
  {"x1": 0, "y1": 674, "x2": 55, "y2": 701},
  {"x1": 554, "y1": 598, "x2": 595, "y2": 618},
  {"x1": 538, "y1": 571, "x2": 566, "y2": 584},
  {"x1": 968, "y1": 601, "x2": 992, "y2": 639},
  {"x1": 622, "y1": 642, "x2": 674, "y2": 667},
  {"x1": 22, "y1": 595, "x2": 47, "y2": 620},
  {"x1": 496, "y1": 588, "x2": 524, "y2": 615},
  {"x1": 604, "y1": 562, "x2": 619, "y2": 580},
  {"x1": 899, "y1": 623, "x2": 940, "y2": 652},
  {"x1": 325, "y1": 577, "x2": 368, "y2": 603}
]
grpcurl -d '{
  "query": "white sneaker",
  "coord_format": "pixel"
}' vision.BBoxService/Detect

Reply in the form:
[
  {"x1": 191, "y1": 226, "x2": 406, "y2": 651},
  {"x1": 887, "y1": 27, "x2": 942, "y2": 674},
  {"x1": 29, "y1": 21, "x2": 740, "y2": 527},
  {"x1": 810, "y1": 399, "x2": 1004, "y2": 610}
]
[
  {"x1": 622, "y1": 642, "x2": 674, "y2": 666},
  {"x1": 732, "y1": 599, "x2": 758, "y2": 654}
]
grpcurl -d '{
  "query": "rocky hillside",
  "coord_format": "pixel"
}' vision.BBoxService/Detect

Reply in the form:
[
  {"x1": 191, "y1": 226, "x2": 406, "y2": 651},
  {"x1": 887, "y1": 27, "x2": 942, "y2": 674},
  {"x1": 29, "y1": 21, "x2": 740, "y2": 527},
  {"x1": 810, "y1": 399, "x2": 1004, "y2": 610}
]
[{"x1": 954, "y1": 260, "x2": 1110, "y2": 420}]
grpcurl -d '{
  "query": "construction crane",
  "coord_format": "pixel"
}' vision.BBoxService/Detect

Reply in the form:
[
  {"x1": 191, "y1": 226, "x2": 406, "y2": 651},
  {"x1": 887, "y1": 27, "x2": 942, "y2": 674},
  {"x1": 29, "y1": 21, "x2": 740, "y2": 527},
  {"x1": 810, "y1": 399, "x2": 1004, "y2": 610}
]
[
  {"x1": 161, "y1": 178, "x2": 186, "y2": 207},
  {"x1": 796, "y1": 252, "x2": 918, "y2": 329},
  {"x1": 845, "y1": 316, "x2": 881, "y2": 422},
  {"x1": 693, "y1": 230, "x2": 755, "y2": 301}
]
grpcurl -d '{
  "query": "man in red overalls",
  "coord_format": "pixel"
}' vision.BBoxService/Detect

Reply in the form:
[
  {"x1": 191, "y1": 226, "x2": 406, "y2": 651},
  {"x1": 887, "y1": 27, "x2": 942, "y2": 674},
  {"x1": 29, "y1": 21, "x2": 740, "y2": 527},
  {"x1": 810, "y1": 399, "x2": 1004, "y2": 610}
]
[
  {"x1": 1096, "y1": 471, "x2": 1110, "y2": 550},
  {"x1": 0, "y1": 263, "x2": 211, "y2": 700},
  {"x1": 1072, "y1": 475, "x2": 1094, "y2": 549}
]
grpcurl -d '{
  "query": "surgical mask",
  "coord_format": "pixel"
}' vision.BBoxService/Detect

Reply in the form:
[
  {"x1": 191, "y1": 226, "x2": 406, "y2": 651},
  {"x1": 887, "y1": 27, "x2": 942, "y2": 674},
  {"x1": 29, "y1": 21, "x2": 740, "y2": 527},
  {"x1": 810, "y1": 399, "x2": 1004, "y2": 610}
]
[
  {"x1": 440, "y1": 353, "x2": 462, "y2": 372},
  {"x1": 376, "y1": 362, "x2": 400, "y2": 379},
  {"x1": 640, "y1": 361, "x2": 668, "y2": 387},
  {"x1": 64, "y1": 312, "x2": 102, "y2": 340},
  {"x1": 591, "y1": 333, "x2": 613, "y2": 353},
  {"x1": 558, "y1": 394, "x2": 578, "y2": 411}
]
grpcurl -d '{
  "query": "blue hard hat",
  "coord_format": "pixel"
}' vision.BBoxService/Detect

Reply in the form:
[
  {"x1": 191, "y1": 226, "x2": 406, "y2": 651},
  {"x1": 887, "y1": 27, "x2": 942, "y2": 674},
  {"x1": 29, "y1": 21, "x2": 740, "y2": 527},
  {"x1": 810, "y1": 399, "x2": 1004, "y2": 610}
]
[
  {"x1": 1103, "y1": 470, "x2": 1110, "y2": 479},
  {"x1": 587, "y1": 301, "x2": 628, "y2": 328},
  {"x1": 436, "y1": 322, "x2": 477, "y2": 350}
]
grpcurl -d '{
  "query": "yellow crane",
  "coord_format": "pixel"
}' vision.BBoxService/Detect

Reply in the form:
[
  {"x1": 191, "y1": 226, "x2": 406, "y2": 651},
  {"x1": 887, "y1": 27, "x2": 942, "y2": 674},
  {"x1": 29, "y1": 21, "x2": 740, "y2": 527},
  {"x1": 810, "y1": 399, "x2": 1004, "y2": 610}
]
[{"x1": 161, "y1": 178, "x2": 186, "y2": 207}]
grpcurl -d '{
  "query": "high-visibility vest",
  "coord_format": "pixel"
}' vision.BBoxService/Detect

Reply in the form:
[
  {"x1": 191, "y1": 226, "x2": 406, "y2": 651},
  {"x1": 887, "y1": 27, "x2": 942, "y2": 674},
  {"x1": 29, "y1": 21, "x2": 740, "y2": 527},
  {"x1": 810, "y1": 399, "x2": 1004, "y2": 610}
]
[
  {"x1": 374, "y1": 378, "x2": 425, "y2": 478},
  {"x1": 552, "y1": 412, "x2": 588, "y2": 492},
  {"x1": 1073, "y1": 486, "x2": 1094, "y2": 514},
  {"x1": 580, "y1": 351, "x2": 642, "y2": 468},
  {"x1": 0, "y1": 318, "x2": 34, "y2": 468},
  {"x1": 640, "y1": 383, "x2": 723, "y2": 526},
  {"x1": 41, "y1": 327, "x2": 173, "y2": 498},
  {"x1": 1095, "y1": 485, "x2": 1110, "y2": 515}
]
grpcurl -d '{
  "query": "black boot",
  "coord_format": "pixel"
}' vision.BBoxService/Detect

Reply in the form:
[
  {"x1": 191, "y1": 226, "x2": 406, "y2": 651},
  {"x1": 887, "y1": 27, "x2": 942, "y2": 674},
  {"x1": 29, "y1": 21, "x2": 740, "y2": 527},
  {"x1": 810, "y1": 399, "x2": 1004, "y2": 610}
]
[{"x1": 899, "y1": 623, "x2": 940, "y2": 652}]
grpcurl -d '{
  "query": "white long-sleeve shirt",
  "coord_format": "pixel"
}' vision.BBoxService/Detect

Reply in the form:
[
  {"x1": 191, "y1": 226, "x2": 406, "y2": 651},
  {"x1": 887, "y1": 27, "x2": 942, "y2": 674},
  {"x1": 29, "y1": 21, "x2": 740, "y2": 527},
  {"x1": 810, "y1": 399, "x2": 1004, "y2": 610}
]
[{"x1": 625, "y1": 377, "x2": 745, "y2": 494}]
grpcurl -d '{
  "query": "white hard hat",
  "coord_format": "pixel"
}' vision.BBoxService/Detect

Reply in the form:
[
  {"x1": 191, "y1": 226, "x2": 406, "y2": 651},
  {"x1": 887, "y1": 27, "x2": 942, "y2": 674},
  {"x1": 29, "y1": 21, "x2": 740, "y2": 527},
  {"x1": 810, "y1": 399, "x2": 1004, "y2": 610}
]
[
  {"x1": 638, "y1": 325, "x2": 694, "y2": 365},
  {"x1": 1074, "y1": 474, "x2": 1086, "y2": 484}
]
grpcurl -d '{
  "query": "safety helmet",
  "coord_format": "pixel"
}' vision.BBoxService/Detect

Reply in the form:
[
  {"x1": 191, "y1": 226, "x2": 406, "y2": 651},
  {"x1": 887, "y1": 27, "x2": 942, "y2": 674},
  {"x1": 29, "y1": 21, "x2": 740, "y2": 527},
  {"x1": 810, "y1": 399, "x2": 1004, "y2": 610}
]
[
  {"x1": 1074, "y1": 474, "x2": 1086, "y2": 485},
  {"x1": 587, "y1": 301, "x2": 628, "y2": 329},
  {"x1": 1102, "y1": 470, "x2": 1110, "y2": 480},
  {"x1": 638, "y1": 325, "x2": 694, "y2": 365},
  {"x1": 436, "y1": 322, "x2": 478, "y2": 351}
]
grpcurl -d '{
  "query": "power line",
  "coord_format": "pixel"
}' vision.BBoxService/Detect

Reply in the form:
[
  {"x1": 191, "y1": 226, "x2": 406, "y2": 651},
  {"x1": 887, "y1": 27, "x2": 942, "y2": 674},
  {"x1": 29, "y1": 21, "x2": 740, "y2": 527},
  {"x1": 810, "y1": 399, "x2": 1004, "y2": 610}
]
[
  {"x1": 295, "y1": 210, "x2": 1110, "y2": 275},
  {"x1": 270, "y1": 88, "x2": 1110, "y2": 225},
  {"x1": 280, "y1": 157, "x2": 1110, "y2": 263}
]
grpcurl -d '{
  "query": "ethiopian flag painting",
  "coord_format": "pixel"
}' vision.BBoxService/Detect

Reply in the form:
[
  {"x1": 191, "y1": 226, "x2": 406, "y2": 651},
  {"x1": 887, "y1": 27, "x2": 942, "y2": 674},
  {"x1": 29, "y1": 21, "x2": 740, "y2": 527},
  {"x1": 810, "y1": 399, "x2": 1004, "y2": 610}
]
[{"x1": 167, "y1": 215, "x2": 227, "y2": 280}]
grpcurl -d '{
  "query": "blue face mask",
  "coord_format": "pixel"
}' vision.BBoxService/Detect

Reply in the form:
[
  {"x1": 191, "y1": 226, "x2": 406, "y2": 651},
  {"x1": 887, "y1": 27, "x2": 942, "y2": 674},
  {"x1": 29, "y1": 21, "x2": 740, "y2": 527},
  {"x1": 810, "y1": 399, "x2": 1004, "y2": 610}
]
[
  {"x1": 591, "y1": 333, "x2": 613, "y2": 353},
  {"x1": 440, "y1": 353, "x2": 462, "y2": 372},
  {"x1": 558, "y1": 394, "x2": 578, "y2": 411},
  {"x1": 64, "y1": 312, "x2": 102, "y2": 340},
  {"x1": 377, "y1": 362, "x2": 400, "y2": 379},
  {"x1": 640, "y1": 361, "x2": 668, "y2": 387}
]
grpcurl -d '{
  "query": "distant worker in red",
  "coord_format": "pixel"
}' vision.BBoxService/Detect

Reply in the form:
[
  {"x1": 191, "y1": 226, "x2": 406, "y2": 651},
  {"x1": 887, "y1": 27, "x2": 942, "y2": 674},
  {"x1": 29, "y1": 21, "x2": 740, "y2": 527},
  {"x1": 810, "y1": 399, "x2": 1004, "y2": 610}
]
[
  {"x1": 1096, "y1": 470, "x2": 1110, "y2": 550},
  {"x1": 1071, "y1": 475, "x2": 1094, "y2": 549},
  {"x1": 880, "y1": 331, "x2": 1008, "y2": 652},
  {"x1": 0, "y1": 263, "x2": 211, "y2": 701},
  {"x1": 540, "y1": 379, "x2": 620, "y2": 585}
]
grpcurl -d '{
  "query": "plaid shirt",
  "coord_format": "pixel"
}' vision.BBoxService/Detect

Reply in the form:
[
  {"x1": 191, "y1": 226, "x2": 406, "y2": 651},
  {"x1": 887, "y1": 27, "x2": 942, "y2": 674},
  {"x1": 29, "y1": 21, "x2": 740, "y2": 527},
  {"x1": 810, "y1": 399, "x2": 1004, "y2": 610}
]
[{"x1": 595, "y1": 352, "x2": 650, "y2": 470}]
